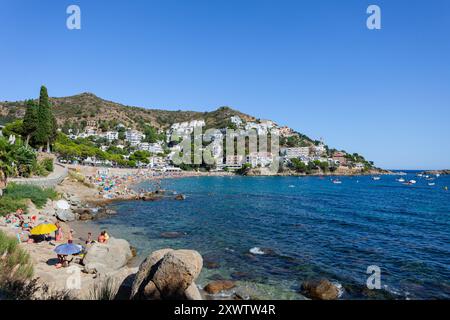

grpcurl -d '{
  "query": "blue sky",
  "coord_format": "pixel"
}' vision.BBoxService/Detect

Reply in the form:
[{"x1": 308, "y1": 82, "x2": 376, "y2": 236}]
[{"x1": 0, "y1": 0, "x2": 449, "y2": 169}]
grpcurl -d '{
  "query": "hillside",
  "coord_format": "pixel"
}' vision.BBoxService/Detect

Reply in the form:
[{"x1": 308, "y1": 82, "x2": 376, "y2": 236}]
[{"x1": 0, "y1": 93, "x2": 255, "y2": 130}]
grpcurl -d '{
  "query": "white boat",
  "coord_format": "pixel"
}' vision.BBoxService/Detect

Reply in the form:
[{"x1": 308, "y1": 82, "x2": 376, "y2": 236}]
[
  {"x1": 436, "y1": 174, "x2": 440, "y2": 178},
  {"x1": 372, "y1": 177, "x2": 381, "y2": 181},
  {"x1": 397, "y1": 178, "x2": 405, "y2": 183},
  {"x1": 428, "y1": 183, "x2": 435, "y2": 186},
  {"x1": 332, "y1": 179, "x2": 342, "y2": 184},
  {"x1": 409, "y1": 180, "x2": 417, "y2": 184}
]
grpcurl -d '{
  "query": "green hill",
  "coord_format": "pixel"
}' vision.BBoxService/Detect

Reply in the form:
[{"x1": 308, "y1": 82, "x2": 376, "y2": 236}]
[{"x1": 0, "y1": 92, "x2": 255, "y2": 130}]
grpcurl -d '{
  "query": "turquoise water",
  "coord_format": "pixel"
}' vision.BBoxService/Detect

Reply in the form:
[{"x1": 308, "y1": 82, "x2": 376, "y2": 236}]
[{"x1": 94, "y1": 174, "x2": 450, "y2": 299}]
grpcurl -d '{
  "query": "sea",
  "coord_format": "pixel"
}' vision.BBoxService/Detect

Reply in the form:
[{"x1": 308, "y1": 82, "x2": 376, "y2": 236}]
[{"x1": 92, "y1": 172, "x2": 450, "y2": 299}]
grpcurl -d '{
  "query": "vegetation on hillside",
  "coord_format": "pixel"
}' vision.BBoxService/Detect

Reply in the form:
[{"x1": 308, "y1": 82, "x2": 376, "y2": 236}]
[
  {"x1": 0, "y1": 93, "x2": 254, "y2": 131},
  {"x1": 0, "y1": 183, "x2": 58, "y2": 216}
]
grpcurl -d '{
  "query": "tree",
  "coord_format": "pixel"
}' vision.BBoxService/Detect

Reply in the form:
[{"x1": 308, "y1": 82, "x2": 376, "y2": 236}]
[
  {"x1": 2, "y1": 120, "x2": 23, "y2": 138},
  {"x1": 35, "y1": 86, "x2": 54, "y2": 151},
  {"x1": 33, "y1": 85, "x2": 58, "y2": 152},
  {"x1": 22, "y1": 100, "x2": 38, "y2": 145}
]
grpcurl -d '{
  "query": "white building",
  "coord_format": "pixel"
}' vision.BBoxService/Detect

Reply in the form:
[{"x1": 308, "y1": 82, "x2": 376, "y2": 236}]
[
  {"x1": 224, "y1": 155, "x2": 244, "y2": 170},
  {"x1": 313, "y1": 143, "x2": 326, "y2": 156},
  {"x1": 281, "y1": 147, "x2": 310, "y2": 159},
  {"x1": 246, "y1": 152, "x2": 274, "y2": 168},
  {"x1": 125, "y1": 130, "x2": 145, "y2": 146},
  {"x1": 102, "y1": 131, "x2": 119, "y2": 142},
  {"x1": 230, "y1": 116, "x2": 243, "y2": 126},
  {"x1": 149, "y1": 156, "x2": 167, "y2": 169},
  {"x1": 138, "y1": 142, "x2": 164, "y2": 154}
]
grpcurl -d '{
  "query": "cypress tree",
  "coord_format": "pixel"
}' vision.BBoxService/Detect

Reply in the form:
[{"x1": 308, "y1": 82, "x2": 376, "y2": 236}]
[
  {"x1": 35, "y1": 86, "x2": 53, "y2": 151},
  {"x1": 22, "y1": 99, "x2": 38, "y2": 146}
]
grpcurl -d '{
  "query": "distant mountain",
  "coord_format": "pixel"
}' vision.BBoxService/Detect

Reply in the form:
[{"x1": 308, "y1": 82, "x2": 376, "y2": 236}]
[{"x1": 0, "y1": 92, "x2": 256, "y2": 130}]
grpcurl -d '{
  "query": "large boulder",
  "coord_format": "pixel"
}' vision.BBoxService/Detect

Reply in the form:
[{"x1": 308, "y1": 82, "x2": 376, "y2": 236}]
[
  {"x1": 131, "y1": 248, "x2": 203, "y2": 300},
  {"x1": 56, "y1": 209, "x2": 75, "y2": 222},
  {"x1": 301, "y1": 279, "x2": 340, "y2": 300},
  {"x1": 83, "y1": 237, "x2": 133, "y2": 275}
]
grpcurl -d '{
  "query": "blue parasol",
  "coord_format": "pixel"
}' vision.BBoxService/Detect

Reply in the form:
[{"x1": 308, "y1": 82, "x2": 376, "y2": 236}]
[{"x1": 54, "y1": 243, "x2": 83, "y2": 255}]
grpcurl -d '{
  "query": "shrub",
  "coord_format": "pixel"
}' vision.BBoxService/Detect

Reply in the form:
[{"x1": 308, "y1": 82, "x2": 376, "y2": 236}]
[
  {"x1": 3, "y1": 183, "x2": 58, "y2": 209},
  {"x1": 41, "y1": 158, "x2": 54, "y2": 173},
  {"x1": 0, "y1": 230, "x2": 34, "y2": 281},
  {"x1": 0, "y1": 196, "x2": 28, "y2": 217},
  {"x1": 88, "y1": 277, "x2": 118, "y2": 300}
]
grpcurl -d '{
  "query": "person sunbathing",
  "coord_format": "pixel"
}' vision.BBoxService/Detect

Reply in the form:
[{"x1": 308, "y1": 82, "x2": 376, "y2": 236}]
[{"x1": 98, "y1": 231, "x2": 108, "y2": 243}]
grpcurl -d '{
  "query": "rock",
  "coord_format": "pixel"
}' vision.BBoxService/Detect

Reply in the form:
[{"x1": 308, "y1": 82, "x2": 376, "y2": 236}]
[
  {"x1": 301, "y1": 279, "x2": 340, "y2": 300},
  {"x1": 184, "y1": 283, "x2": 202, "y2": 300},
  {"x1": 231, "y1": 272, "x2": 251, "y2": 280},
  {"x1": 131, "y1": 248, "x2": 203, "y2": 300},
  {"x1": 130, "y1": 246, "x2": 137, "y2": 257},
  {"x1": 203, "y1": 256, "x2": 220, "y2": 269},
  {"x1": 175, "y1": 194, "x2": 186, "y2": 200},
  {"x1": 105, "y1": 208, "x2": 117, "y2": 215},
  {"x1": 56, "y1": 200, "x2": 70, "y2": 210},
  {"x1": 83, "y1": 237, "x2": 133, "y2": 275},
  {"x1": 204, "y1": 280, "x2": 236, "y2": 294},
  {"x1": 160, "y1": 231, "x2": 185, "y2": 239},
  {"x1": 130, "y1": 248, "x2": 174, "y2": 299},
  {"x1": 143, "y1": 280, "x2": 162, "y2": 300},
  {"x1": 73, "y1": 208, "x2": 94, "y2": 220},
  {"x1": 204, "y1": 261, "x2": 220, "y2": 269},
  {"x1": 152, "y1": 250, "x2": 203, "y2": 299},
  {"x1": 56, "y1": 209, "x2": 75, "y2": 222}
]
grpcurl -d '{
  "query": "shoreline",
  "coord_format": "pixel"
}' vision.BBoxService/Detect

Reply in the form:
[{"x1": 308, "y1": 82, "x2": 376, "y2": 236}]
[
  {"x1": 0, "y1": 164, "x2": 400, "y2": 300},
  {"x1": 65, "y1": 165, "x2": 396, "y2": 300}
]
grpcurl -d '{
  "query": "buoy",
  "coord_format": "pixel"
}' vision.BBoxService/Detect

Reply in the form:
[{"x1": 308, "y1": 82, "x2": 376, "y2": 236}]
[{"x1": 445, "y1": 186, "x2": 448, "y2": 191}]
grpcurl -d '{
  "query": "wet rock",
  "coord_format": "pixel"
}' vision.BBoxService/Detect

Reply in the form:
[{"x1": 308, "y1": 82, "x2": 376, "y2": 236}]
[
  {"x1": 203, "y1": 257, "x2": 220, "y2": 269},
  {"x1": 79, "y1": 211, "x2": 94, "y2": 221},
  {"x1": 175, "y1": 194, "x2": 186, "y2": 200},
  {"x1": 160, "y1": 231, "x2": 186, "y2": 239},
  {"x1": 141, "y1": 191, "x2": 164, "y2": 201},
  {"x1": 204, "y1": 280, "x2": 236, "y2": 295},
  {"x1": 301, "y1": 279, "x2": 340, "y2": 300},
  {"x1": 204, "y1": 261, "x2": 220, "y2": 269},
  {"x1": 231, "y1": 272, "x2": 251, "y2": 280}
]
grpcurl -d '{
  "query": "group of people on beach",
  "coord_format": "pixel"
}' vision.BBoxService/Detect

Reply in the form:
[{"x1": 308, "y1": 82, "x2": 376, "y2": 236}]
[{"x1": 55, "y1": 228, "x2": 110, "y2": 269}]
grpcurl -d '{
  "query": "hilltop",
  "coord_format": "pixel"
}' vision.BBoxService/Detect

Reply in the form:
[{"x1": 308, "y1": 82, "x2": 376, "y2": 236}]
[{"x1": 0, "y1": 93, "x2": 255, "y2": 130}]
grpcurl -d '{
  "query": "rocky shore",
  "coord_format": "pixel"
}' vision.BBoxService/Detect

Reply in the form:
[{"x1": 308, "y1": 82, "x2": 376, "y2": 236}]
[
  {"x1": 420, "y1": 169, "x2": 450, "y2": 175},
  {"x1": 1, "y1": 164, "x2": 377, "y2": 300}
]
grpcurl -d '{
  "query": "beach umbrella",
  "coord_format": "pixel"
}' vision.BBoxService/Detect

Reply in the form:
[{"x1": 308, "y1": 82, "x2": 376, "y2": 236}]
[
  {"x1": 56, "y1": 200, "x2": 70, "y2": 210},
  {"x1": 30, "y1": 223, "x2": 57, "y2": 235},
  {"x1": 54, "y1": 243, "x2": 83, "y2": 255}
]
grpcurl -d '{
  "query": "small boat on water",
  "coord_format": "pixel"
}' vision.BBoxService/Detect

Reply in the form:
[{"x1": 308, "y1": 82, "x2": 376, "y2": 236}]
[
  {"x1": 332, "y1": 179, "x2": 342, "y2": 184},
  {"x1": 428, "y1": 183, "x2": 436, "y2": 186},
  {"x1": 409, "y1": 180, "x2": 417, "y2": 184},
  {"x1": 397, "y1": 178, "x2": 406, "y2": 183},
  {"x1": 372, "y1": 176, "x2": 381, "y2": 181},
  {"x1": 436, "y1": 174, "x2": 440, "y2": 178}
]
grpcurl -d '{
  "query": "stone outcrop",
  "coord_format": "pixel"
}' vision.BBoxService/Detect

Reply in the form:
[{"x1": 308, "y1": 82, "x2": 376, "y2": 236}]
[
  {"x1": 175, "y1": 194, "x2": 186, "y2": 200},
  {"x1": 204, "y1": 280, "x2": 236, "y2": 294},
  {"x1": 83, "y1": 237, "x2": 133, "y2": 275},
  {"x1": 130, "y1": 248, "x2": 203, "y2": 300},
  {"x1": 56, "y1": 208, "x2": 76, "y2": 222},
  {"x1": 300, "y1": 279, "x2": 340, "y2": 300}
]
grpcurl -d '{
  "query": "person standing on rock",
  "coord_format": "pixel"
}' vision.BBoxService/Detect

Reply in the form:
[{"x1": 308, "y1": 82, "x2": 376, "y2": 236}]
[
  {"x1": 67, "y1": 229, "x2": 74, "y2": 244},
  {"x1": 55, "y1": 222, "x2": 63, "y2": 242}
]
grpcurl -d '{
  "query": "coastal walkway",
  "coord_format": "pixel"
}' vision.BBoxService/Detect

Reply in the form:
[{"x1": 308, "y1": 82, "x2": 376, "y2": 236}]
[{"x1": 9, "y1": 163, "x2": 68, "y2": 188}]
